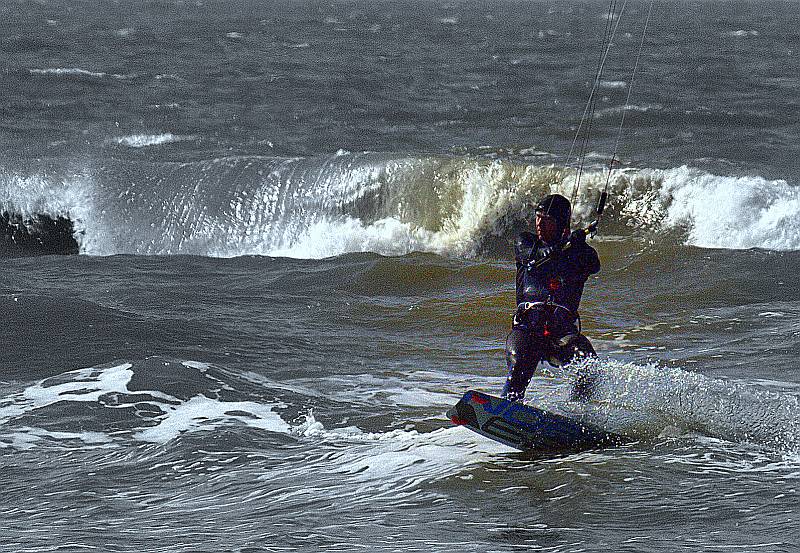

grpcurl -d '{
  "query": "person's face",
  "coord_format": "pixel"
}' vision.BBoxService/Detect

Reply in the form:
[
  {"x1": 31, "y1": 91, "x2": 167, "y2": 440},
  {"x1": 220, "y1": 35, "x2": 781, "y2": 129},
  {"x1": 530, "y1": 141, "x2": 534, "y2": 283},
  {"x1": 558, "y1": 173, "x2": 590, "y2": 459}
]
[{"x1": 535, "y1": 212, "x2": 560, "y2": 244}]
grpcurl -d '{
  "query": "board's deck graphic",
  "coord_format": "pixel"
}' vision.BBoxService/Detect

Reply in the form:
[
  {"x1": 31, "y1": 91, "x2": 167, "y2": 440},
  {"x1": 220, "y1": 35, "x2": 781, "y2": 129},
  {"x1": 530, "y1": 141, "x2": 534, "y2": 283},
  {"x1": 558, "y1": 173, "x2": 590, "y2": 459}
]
[{"x1": 447, "y1": 390, "x2": 625, "y2": 452}]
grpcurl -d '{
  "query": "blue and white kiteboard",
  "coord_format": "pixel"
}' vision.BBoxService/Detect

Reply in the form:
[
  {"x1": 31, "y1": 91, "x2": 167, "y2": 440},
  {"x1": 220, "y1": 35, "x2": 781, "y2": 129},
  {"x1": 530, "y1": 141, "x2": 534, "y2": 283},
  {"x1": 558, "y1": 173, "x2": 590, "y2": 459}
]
[{"x1": 447, "y1": 390, "x2": 623, "y2": 452}]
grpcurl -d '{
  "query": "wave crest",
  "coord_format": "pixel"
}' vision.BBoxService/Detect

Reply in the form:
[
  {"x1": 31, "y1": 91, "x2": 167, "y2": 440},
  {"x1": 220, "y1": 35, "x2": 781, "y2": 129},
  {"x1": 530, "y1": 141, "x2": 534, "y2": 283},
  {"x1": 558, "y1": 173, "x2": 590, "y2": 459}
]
[
  {"x1": 0, "y1": 169, "x2": 95, "y2": 255},
  {"x1": 2, "y1": 154, "x2": 798, "y2": 257}
]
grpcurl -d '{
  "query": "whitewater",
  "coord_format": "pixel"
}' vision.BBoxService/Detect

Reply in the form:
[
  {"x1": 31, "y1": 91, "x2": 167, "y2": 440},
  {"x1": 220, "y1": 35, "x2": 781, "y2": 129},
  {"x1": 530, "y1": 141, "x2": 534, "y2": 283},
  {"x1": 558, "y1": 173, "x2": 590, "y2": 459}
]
[{"x1": 4, "y1": 155, "x2": 799, "y2": 257}]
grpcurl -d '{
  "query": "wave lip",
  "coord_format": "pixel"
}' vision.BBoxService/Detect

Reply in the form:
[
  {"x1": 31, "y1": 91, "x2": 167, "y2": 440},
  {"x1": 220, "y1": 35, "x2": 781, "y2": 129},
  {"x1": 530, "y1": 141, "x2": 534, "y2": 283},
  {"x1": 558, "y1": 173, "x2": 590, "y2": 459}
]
[{"x1": 0, "y1": 170, "x2": 91, "y2": 256}]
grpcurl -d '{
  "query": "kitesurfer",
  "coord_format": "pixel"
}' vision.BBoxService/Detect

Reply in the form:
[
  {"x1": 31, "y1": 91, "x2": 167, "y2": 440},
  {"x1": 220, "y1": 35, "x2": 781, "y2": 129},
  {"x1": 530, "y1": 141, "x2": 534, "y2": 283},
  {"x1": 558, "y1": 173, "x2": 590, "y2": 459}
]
[{"x1": 502, "y1": 193, "x2": 600, "y2": 402}]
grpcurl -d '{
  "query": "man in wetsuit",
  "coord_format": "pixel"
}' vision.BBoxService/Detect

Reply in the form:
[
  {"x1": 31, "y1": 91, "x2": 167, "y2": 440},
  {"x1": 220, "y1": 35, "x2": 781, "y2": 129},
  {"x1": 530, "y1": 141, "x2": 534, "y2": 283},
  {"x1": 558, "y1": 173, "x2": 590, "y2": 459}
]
[{"x1": 502, "y1": 193, "x2": 601, "y2": 402}]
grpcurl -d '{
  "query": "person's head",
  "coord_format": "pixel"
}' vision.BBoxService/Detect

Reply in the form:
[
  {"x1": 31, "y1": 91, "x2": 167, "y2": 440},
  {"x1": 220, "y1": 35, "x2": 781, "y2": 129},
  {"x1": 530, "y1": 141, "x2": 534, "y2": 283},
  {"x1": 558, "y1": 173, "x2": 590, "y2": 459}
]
[{"x1": 534, "y1": 194, "x2": 571, "y2": 243}]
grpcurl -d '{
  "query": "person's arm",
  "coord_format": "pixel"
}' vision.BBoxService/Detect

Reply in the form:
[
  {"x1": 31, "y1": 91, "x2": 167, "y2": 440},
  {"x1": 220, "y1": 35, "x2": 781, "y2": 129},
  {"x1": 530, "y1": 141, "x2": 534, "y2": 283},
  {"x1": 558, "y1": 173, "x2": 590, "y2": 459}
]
[
  {"x1": 514, "y1": 232, "x2": 536, "y2": 306},
  {"x1": 515, "y1": 231, "x2": 536, "y2": 265},
  {"x1": 584, "y1": 246, "x2": 600, "y2": 275},
  {"x1": 566, "y1": 230, "x2": 600, "y2": 276}
]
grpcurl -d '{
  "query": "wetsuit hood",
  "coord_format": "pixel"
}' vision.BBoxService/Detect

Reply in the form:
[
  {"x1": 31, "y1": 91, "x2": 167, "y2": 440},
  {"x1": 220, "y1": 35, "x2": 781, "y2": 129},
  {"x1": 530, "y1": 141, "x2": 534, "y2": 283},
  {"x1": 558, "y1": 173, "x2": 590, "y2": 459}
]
[{"x1": 535, "y1": 194, "x2": 571, "y2": 232}]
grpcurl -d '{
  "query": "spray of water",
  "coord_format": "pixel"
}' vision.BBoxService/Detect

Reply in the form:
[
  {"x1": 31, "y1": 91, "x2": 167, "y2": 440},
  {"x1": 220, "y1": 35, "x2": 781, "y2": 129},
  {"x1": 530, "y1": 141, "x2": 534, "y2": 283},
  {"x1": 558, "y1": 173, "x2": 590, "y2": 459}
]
[{"x1": 549, "y1": 358, "x2": 800, "y2": 452}]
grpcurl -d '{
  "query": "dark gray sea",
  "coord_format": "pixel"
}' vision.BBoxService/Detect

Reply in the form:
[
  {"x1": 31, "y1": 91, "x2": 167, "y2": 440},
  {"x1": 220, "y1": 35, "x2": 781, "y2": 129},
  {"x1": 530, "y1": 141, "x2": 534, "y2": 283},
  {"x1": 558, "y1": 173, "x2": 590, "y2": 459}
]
[{"x1": 2, "y1": 0, "x2": 800, "y2": 551}]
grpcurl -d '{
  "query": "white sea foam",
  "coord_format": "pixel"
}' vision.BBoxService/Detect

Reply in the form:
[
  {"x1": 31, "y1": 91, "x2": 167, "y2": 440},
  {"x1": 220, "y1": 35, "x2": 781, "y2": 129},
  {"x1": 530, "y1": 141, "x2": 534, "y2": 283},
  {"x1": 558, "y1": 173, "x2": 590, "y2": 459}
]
[
  {"x1": 537, "y1": 29, "x2": 562, "y2": 38},
  {"x1": 655, "y1": 167, "x2": 800, "y2": 250},
  {"x1": 335, "y1": 427, "x2": 511, "y2": 493},
  {"x1": 596, "y1": 103, "x2": 663, "y2": 117},
  {"x1": 383, "y1": 387, "x2": 456, "y2": 407},
  {"x1": 30, "y1": 67, "x2": 107, "y2": 78},
  {"x1": 289, "y1": 411, "x2": 513, "y2": 497},
  {"x1": 728, "y1": 30, "x2": 760, "y2": 37},
  {"x1": 4, "y1": 427, "x2": 113, "y2": 450},
  {"x1": 599, "y1": 80, "x2": 628, "y2": 89},
  {"x1": 234, "y1": 157, "x2": 800, "y2": 258},
  {"x1": 0, "y1": 362, "x2": 292, "y2": 449},
  {"x1": 23, "y1": 363, "x2": 135, "y2": 405},
  {"x1": 115, "y1": 133, "x2": 190, "y2": 148},
  {"x1": 266, "y1": 159, "x2": 534, "y2": 258},
  {"x1": 5, "y1": 156, "x2": 798, "y2": 258},
  {"x1": 229, "y1": 161, "x2": 800, "y2": 258},
  {"x1": 0, "y1": 363, "x2": 135, "y2": 447},
  {"x1": 134, "y1": 395, "x2": 290, "y2": 443},
  {"x1": 29, "y1": 67, "x2": 132, "y2": 79},
  {"x1": 267, "y1": 216, "x2": 433, "y2": 258}
]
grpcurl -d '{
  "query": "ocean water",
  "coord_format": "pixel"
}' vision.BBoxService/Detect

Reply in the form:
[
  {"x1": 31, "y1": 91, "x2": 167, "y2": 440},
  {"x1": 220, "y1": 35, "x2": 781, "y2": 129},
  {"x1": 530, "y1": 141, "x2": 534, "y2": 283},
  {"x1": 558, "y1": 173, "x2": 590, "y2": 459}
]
[{"x1": 2, "y1": 0, "x2": 800, "y2": 551}]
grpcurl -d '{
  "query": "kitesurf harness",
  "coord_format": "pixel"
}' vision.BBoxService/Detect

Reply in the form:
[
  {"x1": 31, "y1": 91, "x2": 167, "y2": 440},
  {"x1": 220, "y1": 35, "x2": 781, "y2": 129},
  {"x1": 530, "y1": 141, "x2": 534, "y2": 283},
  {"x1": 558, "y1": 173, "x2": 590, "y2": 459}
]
[
  {"x1": 514, "y1": 300, "x2": 582, "y2": 337},
  {"x1": 514, "y1": 266, "x2": 582, "y2": 338}
]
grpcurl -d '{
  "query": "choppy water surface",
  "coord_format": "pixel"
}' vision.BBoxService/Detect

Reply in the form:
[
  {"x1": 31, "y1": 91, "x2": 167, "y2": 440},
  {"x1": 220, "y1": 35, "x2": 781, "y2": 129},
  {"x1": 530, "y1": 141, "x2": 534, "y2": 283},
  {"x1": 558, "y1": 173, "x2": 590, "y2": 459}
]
[{"x1": 2, "y1": 1, "x2": 800, "y2": 552}]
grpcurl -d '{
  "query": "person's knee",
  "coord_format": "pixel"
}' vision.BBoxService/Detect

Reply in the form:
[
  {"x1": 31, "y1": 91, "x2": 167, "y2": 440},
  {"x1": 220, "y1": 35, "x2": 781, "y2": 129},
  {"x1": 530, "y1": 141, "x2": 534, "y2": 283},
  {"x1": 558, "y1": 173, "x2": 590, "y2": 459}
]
[
  {"x1": 505, "y1": 329, "x2": 529, "y2": 365},
  {"x1": 545, "y1": 333, "x2": 596, "y2": 366},
  {"x1": 572, "y1": 334, "x2": 596, "y2": 358},
  {"x1": 505, "y1": 341, "x2": 519, "y2": 364},
  {"x1": 502, "y1": 330, "x2": 544, "y2": 401}
]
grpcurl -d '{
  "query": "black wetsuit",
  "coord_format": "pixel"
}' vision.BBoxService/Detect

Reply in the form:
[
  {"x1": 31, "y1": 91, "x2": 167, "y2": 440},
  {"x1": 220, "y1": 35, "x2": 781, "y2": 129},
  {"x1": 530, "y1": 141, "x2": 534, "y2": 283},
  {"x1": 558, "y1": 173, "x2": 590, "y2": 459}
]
[{"x1": 502, "y1": 231, "x2": 601, "y2": 402}]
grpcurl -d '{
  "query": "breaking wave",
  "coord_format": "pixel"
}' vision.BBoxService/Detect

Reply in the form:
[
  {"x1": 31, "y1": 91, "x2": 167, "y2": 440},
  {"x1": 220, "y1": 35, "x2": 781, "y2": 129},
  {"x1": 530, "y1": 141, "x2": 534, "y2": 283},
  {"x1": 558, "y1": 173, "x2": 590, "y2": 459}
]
[
  {"x1": 0, "y1": 169, "x2": 91, "y2": 255},
  {"x1": 1, "y1": 153, "x2": 798, "y2": 257}
]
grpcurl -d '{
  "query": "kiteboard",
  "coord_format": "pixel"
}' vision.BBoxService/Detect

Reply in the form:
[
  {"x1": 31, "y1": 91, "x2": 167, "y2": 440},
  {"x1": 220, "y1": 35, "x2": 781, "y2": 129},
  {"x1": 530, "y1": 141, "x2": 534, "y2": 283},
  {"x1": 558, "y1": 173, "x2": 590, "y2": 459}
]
[{"x1": 447, "y1": 390, "x2": 624, "y2": 452}]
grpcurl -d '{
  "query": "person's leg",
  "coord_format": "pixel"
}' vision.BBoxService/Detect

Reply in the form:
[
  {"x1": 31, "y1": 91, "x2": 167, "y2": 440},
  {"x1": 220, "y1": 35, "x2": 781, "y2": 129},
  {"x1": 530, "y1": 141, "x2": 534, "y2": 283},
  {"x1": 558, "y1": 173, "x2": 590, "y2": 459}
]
[
  {"x1": 560, "y1": 334, "x2": 599, "y2": 402},
  {"x1": 552, "y1": 333, "x2": 596, "y2": 364},
  {"x1": 502, "y1": 327, "x2": 542, "y2": 402},
  {"x1": 570, "y1": 333, "x2": 596, "y2": 358}
]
